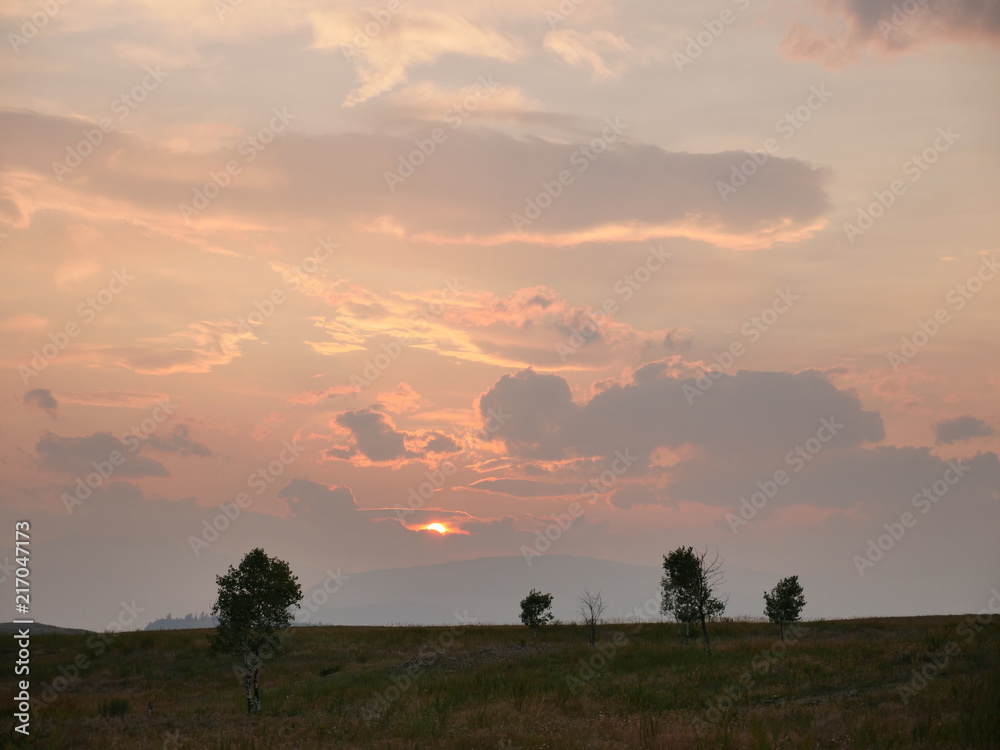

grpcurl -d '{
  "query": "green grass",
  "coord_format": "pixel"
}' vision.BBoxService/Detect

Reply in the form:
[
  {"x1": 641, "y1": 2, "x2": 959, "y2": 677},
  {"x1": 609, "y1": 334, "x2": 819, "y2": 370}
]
[{"x1": 2, "y1": 615, "x2": 997, "y2": 749}]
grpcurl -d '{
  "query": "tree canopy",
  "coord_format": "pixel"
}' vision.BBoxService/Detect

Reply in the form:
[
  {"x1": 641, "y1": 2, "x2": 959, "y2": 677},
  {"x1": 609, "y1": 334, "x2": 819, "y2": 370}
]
[
  {"x1": 519, "y1": 589, "x2": 554, "y2": 636},
  {"x1": 661, "y1": 546, "x2": 727, "y2": 653},
  {"x1": 211, "y1": 548, "x2": 303, "y2": 713},
  {"x1": 764, "y1": 575, "x2": 806, "y2": 641}
]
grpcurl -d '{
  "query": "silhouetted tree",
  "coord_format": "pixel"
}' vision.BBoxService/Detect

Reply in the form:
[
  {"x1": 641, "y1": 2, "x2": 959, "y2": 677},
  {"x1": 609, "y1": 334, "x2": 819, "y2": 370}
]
[
  {"x1": 764, "y1": 575, "x2": 806, "y2": 641},
  {"x1": 660, "y1": 546, "x2": 727, "y2": 653},
  {"x1": 577, "y1": 589, "x2": 607, "y2": 646},
  {"x1": 519, "y1": 589, "x2": 554, "y2": 637},
  {"x1": 211, "y1": 548, "x2": 302, "y2": 713}
]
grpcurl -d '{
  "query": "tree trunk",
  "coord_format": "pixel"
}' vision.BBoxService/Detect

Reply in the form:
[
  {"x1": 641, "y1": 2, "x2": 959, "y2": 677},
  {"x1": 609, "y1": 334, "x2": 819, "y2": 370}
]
[
  {"x1": 243, "y1": 651, "x2": 253, "y2": 714},
  {"x1": 700, "y1": 616, "x2": 712, "y2": 654},
  {"x1": 253, "y1": 662, "x2": 261, "y2": 713},
  {"x1": 780, "y1": 622, "x2": 785, "y2": 642}
]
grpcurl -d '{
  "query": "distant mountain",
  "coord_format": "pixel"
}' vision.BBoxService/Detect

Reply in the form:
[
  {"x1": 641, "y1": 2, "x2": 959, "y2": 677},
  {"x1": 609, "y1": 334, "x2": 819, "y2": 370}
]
[{"x1": 301, "y1": 554, "x2": 667, "y2": 626}]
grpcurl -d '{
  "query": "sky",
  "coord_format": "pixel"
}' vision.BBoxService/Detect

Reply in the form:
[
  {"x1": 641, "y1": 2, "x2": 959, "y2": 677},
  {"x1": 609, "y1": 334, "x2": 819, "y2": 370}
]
[{"x1": 1, "y1": 0, "x2": 998, "y2": 631}]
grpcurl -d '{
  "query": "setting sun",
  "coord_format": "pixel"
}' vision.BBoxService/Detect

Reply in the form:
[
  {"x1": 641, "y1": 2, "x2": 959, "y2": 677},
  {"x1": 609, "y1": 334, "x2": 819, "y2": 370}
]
[{"x1": 425, "y1": 523, "x2": 448, "y2": 534}]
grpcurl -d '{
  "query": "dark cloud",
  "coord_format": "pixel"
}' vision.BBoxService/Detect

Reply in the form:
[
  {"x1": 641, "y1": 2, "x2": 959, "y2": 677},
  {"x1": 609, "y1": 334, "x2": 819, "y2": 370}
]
[
  {"x1": 933, "y1": 415, "x2": 995, "y2": 445},
  {"x1": 334, "y1": 408, "x2": 415, "y2": 462},
  {"x1": 0, "y1": 110, "x2": 830, "y2": 250},
  {"x1": 608, "y1": 483, "x2": 659, "y2": 509},
  {"x1": 466, "y1": 477, "x2": 582, "y2": 497},
  {"x1": 422, "y1": 432, "x2": 463, "y2": 454},
  {"x1": 477, "y1": 366, "x2": 884, "y2": 464},
  {"x1": 783, "y1": 0, "x2": 1000, "y2": 66},
  {"x1": 24, "y1": 388, "x2": 58, "y2": 414},
  {"x1": 277, "y1": 479, "x2": 359, "y2": 517},
  {"x1": 146, "y1": 424, "x2": 213, "y2": 457},
  {"x1": 36, "y1": 432, "x2": 169, "y2": 478}
]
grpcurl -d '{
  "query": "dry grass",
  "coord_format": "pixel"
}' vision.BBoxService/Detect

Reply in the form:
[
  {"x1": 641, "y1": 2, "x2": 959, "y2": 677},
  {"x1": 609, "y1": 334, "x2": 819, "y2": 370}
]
[{"x1": 4, "y1": 615, "x2": 998, "y2": 749}]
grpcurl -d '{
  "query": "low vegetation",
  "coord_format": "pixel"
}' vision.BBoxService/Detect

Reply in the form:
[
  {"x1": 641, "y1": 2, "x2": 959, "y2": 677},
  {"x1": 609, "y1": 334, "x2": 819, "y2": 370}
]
[{"x1": 5, "y1": 614, "x2": 997, "y2": 749}]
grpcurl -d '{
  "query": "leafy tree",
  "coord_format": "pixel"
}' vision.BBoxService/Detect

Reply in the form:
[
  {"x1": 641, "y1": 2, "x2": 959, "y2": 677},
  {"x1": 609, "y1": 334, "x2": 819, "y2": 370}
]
[
  {"x1": 519, "y1": 589, "x2": 554, "y2": 637},
  {"x1": 660, "y1": 546, "x2": 727, "y2": 653},
  {"x1": 577, "y1": 588, "x2": 607, "y2": 646},
  {"x1": 211, "y1": 548, "x2": 303, "y2": 713},
  {"x1": 763, "y1": 575, "x2": 806, "y2": 641}
]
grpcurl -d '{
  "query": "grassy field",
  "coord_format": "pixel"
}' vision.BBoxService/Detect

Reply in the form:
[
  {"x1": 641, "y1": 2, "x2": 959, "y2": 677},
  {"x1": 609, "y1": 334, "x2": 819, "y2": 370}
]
[{"x1": 4, "y1": 614, "x2": 998, "y2": 749}]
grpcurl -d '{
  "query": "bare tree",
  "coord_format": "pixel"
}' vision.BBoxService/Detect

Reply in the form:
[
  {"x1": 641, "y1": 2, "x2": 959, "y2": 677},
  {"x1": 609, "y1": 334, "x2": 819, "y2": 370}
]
[{"x1": 577, "y1": 589, "x2": 607, "y2": 646}]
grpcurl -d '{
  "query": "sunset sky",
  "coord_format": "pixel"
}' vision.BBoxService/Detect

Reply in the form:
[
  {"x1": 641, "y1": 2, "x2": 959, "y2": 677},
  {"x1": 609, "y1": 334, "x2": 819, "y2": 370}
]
[{"x1": 1, "y1": 0, "x2": 998, "y2": 630}]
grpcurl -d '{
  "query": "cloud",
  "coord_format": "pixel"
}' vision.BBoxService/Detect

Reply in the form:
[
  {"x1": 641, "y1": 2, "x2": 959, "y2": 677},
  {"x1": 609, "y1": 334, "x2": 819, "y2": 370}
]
[
  {"x1": 305, "y1": 282, "x2": 678, "y2": 372},
  {"x1": 57, "y1": 391, "x2": 175, "y2": 409},
  {"x1": 422, "y1": 432, "x2": 463, "y2": 454},
  {"x1": 310, "y1": 9, "x2": 523, "y2": 105},
  {"x1": 0, "y1": 110, "x2": 830, "y2": 252},
  {"x1": 782, "y1": 0, "x2": 1000, "y2": 66},
  {"x1": 465, "y1": 477, "x2": 582, "y2": 497},
  {"x1": 608, "y1": 483, "x2": 659, "y2": 509},
  {"x1": 543, "y1": 29, "x2": 645, "y2": 80},
  {"x1": 333, "y1": 408, "x2": 415, "y2": 462},
  {"x1": 933, "y1": 415, "x2": 995, "y2": 445},
  {"x1": 100, "y1": 321, "x2": 255, "y2": 375},
  {"x1": 375, "y1": 382, "x2": 423, "y2": 414},
  {"x1": 277, "y1": 478, "x2": 359, "y2": 517},
  {"x1": 146, "y1": 424, "x2": 213, "y2": 456},
  {"x1": 23, "y1": 388, "x2": 58, "y2": 414},
  {"x1": 36, "y1": 432, "x2": 170, "y2": 478},
  {"x1": 477, "y1": 366, "x2": 884, "y2": 463}
]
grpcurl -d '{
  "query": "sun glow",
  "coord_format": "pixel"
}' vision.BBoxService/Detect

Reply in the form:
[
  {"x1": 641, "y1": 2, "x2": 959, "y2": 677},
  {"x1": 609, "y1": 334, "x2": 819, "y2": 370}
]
[{"x1": 425, "y1": 523, "x2": 448, "y2": 534}]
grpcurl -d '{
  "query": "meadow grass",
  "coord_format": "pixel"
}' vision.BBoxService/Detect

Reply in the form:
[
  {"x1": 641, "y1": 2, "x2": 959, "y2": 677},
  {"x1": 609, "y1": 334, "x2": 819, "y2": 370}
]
[{"x1": 3, "y1": 615, "x2": 997, "y2": 749}]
